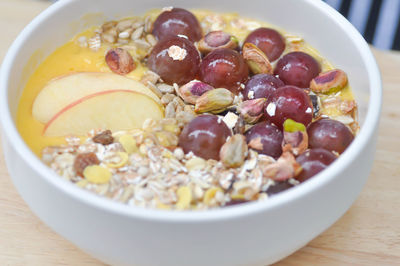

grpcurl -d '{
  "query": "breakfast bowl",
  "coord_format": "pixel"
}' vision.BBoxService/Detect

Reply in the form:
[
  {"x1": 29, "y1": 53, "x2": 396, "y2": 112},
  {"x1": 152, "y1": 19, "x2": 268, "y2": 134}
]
[{"x1": 0, "y1": 0, "x2": 381, "y2": 265}]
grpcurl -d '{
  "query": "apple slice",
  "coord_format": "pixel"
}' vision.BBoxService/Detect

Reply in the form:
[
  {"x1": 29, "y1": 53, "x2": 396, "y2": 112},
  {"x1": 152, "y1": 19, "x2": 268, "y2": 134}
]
[
  {"x1": 43, "y1": 90, "x2": 164, "y2": 137},
  {"x1": 33, "y1": 72, "x2": 161, "y2": 123}
]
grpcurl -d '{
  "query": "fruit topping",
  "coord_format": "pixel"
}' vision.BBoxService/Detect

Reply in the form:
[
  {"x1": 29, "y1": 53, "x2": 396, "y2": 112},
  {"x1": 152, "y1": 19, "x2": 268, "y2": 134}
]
[
  {"x1": 148, "y1": 36, "x2": 201, "y2": 85},
  {"x1": 178, "y1": 115, "x2": 232, "y2": 160},
  {"x1": 32, "y1": 72, "x2": 161, "y2": 124},
  {"x1": 199, "y1": 48, "x2": 249, "y2": 94},
  {"x1": 43, "y1": 91, "x2": 163, "y2": 137},
  {"x1": 265, "y1": 85, "x2": 313, "y2": 129},
  {"x1": 242, "y1": 74, "x2": 284, "y2": 101},
  {"x1": 307, "y1": 118, "x2": 354, "y2": 154},
  {"x1": 74, "y1": 152, "x2": 100, "y2": 177},
  {"x1": 264, "y1": 181, "x2": 294, "y2": 196},
  {"x1": 245, "y1": 121, "x2": 283, "y2": 159},
  {"x1": 274, "y1": 51, "x2": 321, "y2": 88},
  {"x1": 296, "y1": 148, "x2": 337, "y2": 182},
  {"x1": 92, "y1": 130, "x2": 114, "y2": 145},
  {"x1": 152, "y1": 7, "x2": 202, "y2": 42},
  {"x1": 244, "y1": 27, "x2": 285, "y2": 61}
]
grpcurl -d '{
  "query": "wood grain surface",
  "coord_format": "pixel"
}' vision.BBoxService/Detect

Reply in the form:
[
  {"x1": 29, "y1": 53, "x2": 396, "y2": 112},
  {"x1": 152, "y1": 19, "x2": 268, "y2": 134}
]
[{"x1": 1, "y1": 0, "x2": 399, "y2": 265}]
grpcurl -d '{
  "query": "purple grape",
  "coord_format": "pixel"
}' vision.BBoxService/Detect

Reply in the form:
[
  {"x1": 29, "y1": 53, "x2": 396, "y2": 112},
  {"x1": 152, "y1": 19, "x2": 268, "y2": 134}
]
[
  {"x1": 265, "y1": 85, "x2": 313, "y2": 129},
  {"x1": 274, "y1": 52, "x2": 321, "y2": 88},
  {"x1": 307, "y1": 118, "x2": 354, "y2": 154},
  {"x1": 152, "y1": 8, "x2": 202, "y2": 42},
  {"x1": 244, "y1": 28, "x2": 286, "y2": 61},
  {"x1": 265, "y1": 181, "x2": 295, "y2": 195},
  {"x1": 200, "y1": 48, "x2": 249, "y2": 94},
  {"x1": 242, "y1": 74, "x2": 285, "y2": 101},
  {"x1": 296, "y1": 148, "x2": 337, "y2": 182},
  {"x1": 178, "y1": 115, "x2": 232, "y2": 160},
  {"x1": 245, "y1": 121, "x2": 283, "y2": 159},
  {"x1": 148, "y1": 36, "x2": 200, "y2": 85}
]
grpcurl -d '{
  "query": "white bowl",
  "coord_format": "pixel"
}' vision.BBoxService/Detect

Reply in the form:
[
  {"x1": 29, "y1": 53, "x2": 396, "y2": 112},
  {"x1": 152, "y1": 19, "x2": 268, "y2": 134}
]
[{"x1": 0, "y1": 0, "x2": 381, "y2": 265}]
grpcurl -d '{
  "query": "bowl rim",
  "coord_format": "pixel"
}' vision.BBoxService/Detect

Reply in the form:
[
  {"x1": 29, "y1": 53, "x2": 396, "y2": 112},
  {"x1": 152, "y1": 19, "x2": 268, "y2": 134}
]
[{"x1": 0, "y1": 0, "x2": 382, "y2": 222}]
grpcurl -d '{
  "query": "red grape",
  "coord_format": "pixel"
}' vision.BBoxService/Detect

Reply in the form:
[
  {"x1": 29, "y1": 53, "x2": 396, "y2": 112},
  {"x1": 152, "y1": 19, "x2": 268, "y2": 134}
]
[
  {"x1": 178, "y1": 115, "x2": 232, "y2": 160},
  {"x1": 307, "y1": 118, "x2": 354, "y2": 154},
  {"x1": 242, "y1": 74, "x2": 284, "y2": 101},
  {"x1": 265, "y1": 181, "x2": 294, "y2": 195},
  {"x1": 245, "y1": 121, "x2": 283, "y2": 159},
  {"x1": 199, "y1": 48, "x2": 249, "y2": 94},
  {"x1": 243, "y1": 28, "x2": 285, "y2": 61},
  {"x1": 225, "y1": 198, "x2": 248, "y2": 207},
  {"x1": 265, "y1": 85, "x2": 313, "y2": 129},
  {"x1": 296, "y1": 148, "x2": 337, "y2": 182},
  {"x1": 152, "y1": 8, "x2": 202, "y2": 42},
  {"x1": 274, "y1": 52, "x2": 321, "y2": 88},
  {"x1": 147, "y1": 36, "x2": 200, "y2": 85}
]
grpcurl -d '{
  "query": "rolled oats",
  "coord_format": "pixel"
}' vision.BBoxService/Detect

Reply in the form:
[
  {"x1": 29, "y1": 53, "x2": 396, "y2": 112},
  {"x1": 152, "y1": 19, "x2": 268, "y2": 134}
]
[{"x1": 157, "y1": 83, "x2": 175, "y2": 94}]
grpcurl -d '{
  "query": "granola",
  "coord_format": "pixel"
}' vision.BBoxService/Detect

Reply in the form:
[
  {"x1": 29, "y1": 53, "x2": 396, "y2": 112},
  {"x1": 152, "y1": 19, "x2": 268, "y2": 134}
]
[{"x1": 43, "y1": 124, "x2": 293, "y2": 210}]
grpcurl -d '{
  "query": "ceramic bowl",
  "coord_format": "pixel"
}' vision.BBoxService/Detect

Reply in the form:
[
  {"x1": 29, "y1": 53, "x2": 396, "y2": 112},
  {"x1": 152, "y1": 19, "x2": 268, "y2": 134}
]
[{"x1": 0, "y1": 0, "x2": 381, "y2": 265}]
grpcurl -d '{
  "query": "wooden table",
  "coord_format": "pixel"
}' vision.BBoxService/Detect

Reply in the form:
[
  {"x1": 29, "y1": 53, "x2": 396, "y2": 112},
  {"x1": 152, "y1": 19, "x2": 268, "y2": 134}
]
[{"x1": 1, "y1": 0, "x2": 399, "y2": 265}]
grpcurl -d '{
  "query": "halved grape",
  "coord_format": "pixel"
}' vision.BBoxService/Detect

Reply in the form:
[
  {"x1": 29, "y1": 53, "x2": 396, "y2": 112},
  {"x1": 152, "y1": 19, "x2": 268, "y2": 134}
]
[
  {"x1": 274, "y1": 52, "x2": 321, "y2": 88},
  {"x1": 307, "y1": 118, "x2": 354, "y2": 154},
  {"x1": 264, "y1": 85, "x2": 313, "y2": 129},
  {"x1": 242, "y1": 74, "x2": 284, "y2": 101},
  {"x1": 152, "y1": 8, "x2": 202, "y2": 42},
  {"x1": 178, "y1": 115, "x2": 232, "y2": 160},
  {"x1": 147, "y1": 36, "x2": 200, "y2": 85},
  {"x1": 245, "y1": 121, "x2": 283, "y2": 159},
  {"x1": 296, "y1": 148, "x2": 337, "y2": 182},
  {"x1": 199, "y1": 48, "x2": 249, "y2": 94},
  {"x1": 243, "y1": 28, "x2": 285, "y2": 61}
]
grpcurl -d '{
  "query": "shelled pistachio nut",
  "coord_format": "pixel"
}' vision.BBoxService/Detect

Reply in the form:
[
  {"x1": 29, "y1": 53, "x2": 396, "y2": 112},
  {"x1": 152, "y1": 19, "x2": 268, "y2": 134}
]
[
  {"x1": 261, "y1": 152, "x2": 301, "y2": 181},
  {"x1": 177, "y1": 80, "x2": 214, "y2": 104},
  {"x1": 220, "y1": 134, "x2": 248, "y2": 168},
  {"x1": 198, "y1": 31, "x2": 239, "y2": 54},
  {"x1": 195, "y1": 88, "x2": 234, "y2": 114},
  {"x1": 242, "y1": 42, "x2": 272, "y2": 75},
  {"x1": 238, "y1": 98, "x2": 267, "y2": 124},
  {"x1": 282, "y1": 119, "x2": 308, "y2": 155},
  {"x1": 310, "y1": 69, "x2": 348, "y2": 94}
]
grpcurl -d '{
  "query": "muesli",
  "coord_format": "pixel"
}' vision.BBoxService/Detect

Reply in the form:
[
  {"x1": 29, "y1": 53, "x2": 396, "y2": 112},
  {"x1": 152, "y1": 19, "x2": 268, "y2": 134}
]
[{"x1": 17, "y1": 8, "x2": 358, "y2": 210}]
